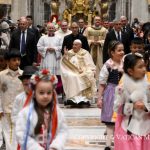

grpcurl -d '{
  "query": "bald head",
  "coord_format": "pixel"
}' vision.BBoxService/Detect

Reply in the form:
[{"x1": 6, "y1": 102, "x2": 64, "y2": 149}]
[
  {"x1": 120, "y1": 16, "x2": 128, "y2": 26},
  {"x1": 19, "y1": 17, "x2": 28, "y2": 31},
  {"x1": 71, "y1": 22, "x2": 79, "y2": 35},
  {"x1": 47, "y1": 23, "x2": 56, "y2": 34}
]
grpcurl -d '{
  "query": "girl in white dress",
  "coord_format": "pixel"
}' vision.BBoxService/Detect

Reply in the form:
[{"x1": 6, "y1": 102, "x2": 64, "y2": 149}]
[{"x1": 16, "y1": 69, "x2": 67, "y2": 150}]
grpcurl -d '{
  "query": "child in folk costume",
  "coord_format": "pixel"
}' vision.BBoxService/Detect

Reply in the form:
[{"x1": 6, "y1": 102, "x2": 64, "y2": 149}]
[
  {"x1": 97, "y1": 41, "x2": 124, "y2": 150},
  {"x1": 11, "y1": 66, "x2": 38, "y2": 124},
  {"x1": 16, "y1": 69, "x2": 67, "y2": 150},
  {"x1": 114, "y1": 53, "x2": 150, "y2": 150},
  {"x1": 0, "y1": 50, "x2": 24, "y2": 150}
]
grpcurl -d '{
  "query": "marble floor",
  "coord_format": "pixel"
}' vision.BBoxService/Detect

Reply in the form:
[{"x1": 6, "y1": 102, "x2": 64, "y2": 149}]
[
  {"x1": 59, "y1": 103, "x2": 113, "y2": 150},
  {"x1": 0, "y1": 100, "x2": 112, "y2": 150}
]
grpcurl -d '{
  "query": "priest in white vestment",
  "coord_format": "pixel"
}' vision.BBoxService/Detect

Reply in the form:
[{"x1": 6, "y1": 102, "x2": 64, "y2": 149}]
[
  {"x1": 55, "y1": 20, "x2": 72, "y2": 46},
  {"x1": 37, "y1": 23, "x2": 62, "y2": 75},
  {"x1": 60, "y1": 39, "x2": 97, "y2": 105}
]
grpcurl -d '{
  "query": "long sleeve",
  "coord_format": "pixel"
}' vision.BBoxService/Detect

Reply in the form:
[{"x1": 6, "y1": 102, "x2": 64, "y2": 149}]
[
  {"x1": 50, "y1": 107, "x2": 68, "y2": 150},
  {"x1": 15, "y1": 108, "x2": 44, "y2": 150},
  {"x1": 11, "y1": 92, "x2": 26, "y2": 124},
  {"x1": 37, "y1": 36, "x2": 48, "y2": 58},
  {"x1": 53, "y1": 36, "x2": 62, "y2": 59},
  {"x1": 113, "y1": 86, "x2": 125, "y2": 113},
  {"x1": 103, "y1": 32, "x2": 110, "y2": 63},
  {"x1": 0, "y1": 33, "x2": 9, "y2": 47}
]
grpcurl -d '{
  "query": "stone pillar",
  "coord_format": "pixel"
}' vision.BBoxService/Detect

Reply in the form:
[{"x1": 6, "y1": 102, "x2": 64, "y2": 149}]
[
  {"x1": 59, "y1": 0, "x2": 65, "y2": 20},
  {"x1": 11, "y1": 0, "x2": 28, "y2": 22},
  {"x1": 11, "y1": 0, "x2": 19, "y2": 22},
  {"x1": 131, "y1": 0, "x2": 150, "y2": 22},
  {"x1": 33, "y1": 0, "x2": 44, "y2": 26}
]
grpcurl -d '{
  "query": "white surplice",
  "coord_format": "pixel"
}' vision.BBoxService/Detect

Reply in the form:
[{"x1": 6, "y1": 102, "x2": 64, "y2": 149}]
[{"x1": 37, "y1": 35, "x2": 62, "y2": 75}]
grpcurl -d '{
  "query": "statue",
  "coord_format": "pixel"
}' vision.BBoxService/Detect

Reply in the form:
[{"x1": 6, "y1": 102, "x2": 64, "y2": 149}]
[
  {"x1": 50, "y1": 0, "x2": 60, "y2": 16},
  {"x1": 63, "y1": 0, "x2": 98, "y2": 25}
]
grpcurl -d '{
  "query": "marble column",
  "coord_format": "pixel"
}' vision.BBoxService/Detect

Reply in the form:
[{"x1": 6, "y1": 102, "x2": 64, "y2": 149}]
[
  {"x1": 115, "y1": 0, "x2": 150, "y2": 22},
  {"x1": 131, "y1": 0, "x2": 150, "y2": 22},
  {"x1": 33, "y1": 0, "x2": 44, "y2": 26},
  {"x1": 11, "y1": 0, "x2": 28, "y2": 22},
  {"x1": 11, "y1": 0, "x2": 19, "y2": 22}
]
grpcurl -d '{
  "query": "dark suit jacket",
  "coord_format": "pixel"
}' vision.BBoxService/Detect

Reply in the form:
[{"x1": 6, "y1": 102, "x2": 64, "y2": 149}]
[
  {"x1": 103, "y1": 29, "x2": 130, "y2": 63},
  {"x1": 123, "y1": 24, "x2": 134, "y2": 42},
  {"x1": 78, "y1": 27, "x2": 86, "y2": 35},
  {"x1": 62, "y1": 33, "x2": 90, "y2": 54},
  {"x1": 29, "y1": 26, "x2": 40, "y2": 43},
  {"x1": 9, "y1": 29, "x2": 37, "y2": 69}
]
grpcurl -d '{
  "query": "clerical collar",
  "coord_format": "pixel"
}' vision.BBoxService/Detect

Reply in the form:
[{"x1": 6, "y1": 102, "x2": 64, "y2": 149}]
[
  {"x1": 48, "y1": 33, "x2": 55, "y2": 37},
  {"x1": 72, "y1": 34, "x2": 79, "y2": 37},
  {"x1": 92, "y1": 25, "x2": 102, "y2": 30}
]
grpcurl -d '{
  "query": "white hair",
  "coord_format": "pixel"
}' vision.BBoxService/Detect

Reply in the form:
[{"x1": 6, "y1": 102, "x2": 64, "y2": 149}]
[{"x1": 73, "y1": 39, "x2": 82, "y2": 44}]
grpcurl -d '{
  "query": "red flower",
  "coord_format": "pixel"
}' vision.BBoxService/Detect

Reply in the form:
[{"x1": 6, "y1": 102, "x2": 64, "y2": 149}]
[
  {"x1": 42, "y1": 69, "x2": 49, "y2": 75},
  {"x1": 50, "y1": 75, "x2": 55, "y2": 83},
  {"x1": 35, "y1": 75, "x2": 40, "y2": 82}
]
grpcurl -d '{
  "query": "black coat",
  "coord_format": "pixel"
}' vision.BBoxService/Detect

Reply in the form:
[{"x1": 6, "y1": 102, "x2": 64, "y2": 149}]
[
  {"x1": 28, "y1": 26, "x2": 40, "y2": 43},
  {"x1": 9, "y1": 29, "x2": 37, "y2": 69},
  {"x1": 61, "y1": 33, "x2": 90, "y2": 54},
  {"x1": 122, "y1": 24, "x2": 134, "y2": 43},
  {"x1": 78, "y1": 27, "x2": 86, "y2": 35},
  {"x1": 103, "y1": 29, "x2": 130, "y2": 63}
]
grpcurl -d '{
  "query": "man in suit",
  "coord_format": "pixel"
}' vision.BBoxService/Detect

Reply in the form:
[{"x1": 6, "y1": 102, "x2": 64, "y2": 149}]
[
  {"x1": 103, "y1": 20, "x2": 130, "y2": 63},
  {"x1": 78, "y1": 18, "x2": 86, "y2": 35},
  {"x1": 120, "y1": 16, "x2": 134, "y2": 42},
  {"x1": 9, "y1": 17, "x2": 37, "y2": 69},
  {"x1": 26, "y1": 15, "x2": 40, "y2": 43},
  {"x1": 62, "y1": 22, "x2": 90, "y2": 54}
]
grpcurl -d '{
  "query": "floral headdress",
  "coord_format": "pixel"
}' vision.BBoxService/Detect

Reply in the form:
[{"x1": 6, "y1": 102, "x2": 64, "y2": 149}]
[{"x1": 30, "y1": 69, "x2": 58, "y2": 85}]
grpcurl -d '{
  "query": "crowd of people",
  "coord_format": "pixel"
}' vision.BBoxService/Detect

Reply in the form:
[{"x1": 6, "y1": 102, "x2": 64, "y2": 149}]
[{"x1": 0, "y1": 14, "x2": 150, "y2": 150}]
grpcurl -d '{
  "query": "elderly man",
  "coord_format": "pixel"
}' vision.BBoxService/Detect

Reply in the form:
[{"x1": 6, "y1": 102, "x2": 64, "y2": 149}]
[
  {"x1": 120, "y1": 16, "x2": 134, "y2": 43},
  {"x1": 9, "y1": 17, "x2": 37, "y2": 69},
  {"x1": 55, "y1": 20, "x2": 72, "y2": 45},
  {"x1": 37, "y1": 23, "x2": 62, "y2": 94},
  {"x1": 103, "y1": 19, "x2": 130, "y2": 63},
  {"x1": 60, "y1": 39, "x2": 96, "y2": 106},
  {"x1": 37, "y1": 23, "x2": 61, "y2": 75},
  {"x1": 62, "y1": 22, "x2": 90, "y2": 54}
]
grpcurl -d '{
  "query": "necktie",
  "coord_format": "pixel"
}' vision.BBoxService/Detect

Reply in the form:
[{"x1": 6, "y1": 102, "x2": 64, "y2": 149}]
[
  {"x1": 21, "y1": 31, "x2": 26, "y2": 56},
  {"x1": 123, "y1": 27, "x2": 126, "y2": 32},
  {"x1": 79, "y1": 28, "x2": 82, "y2": 34},
  {"x1": 117, "y1": 32, "x2": 121, "y2": 41}
]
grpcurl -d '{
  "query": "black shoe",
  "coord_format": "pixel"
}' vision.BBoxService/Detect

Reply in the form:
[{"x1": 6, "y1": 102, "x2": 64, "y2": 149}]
[
  {"x1": 78, "y1": 101, "x2": 91, "y2": 107},
  {"x1": 0, "y1": 143, "x2": 6, "y2": 150},
  {"x1": 104, "y1": 147, "x2": 111, "y2": 150},
  {"x1": 65, "y1": 99, "x2": 77, "y2": 106}
]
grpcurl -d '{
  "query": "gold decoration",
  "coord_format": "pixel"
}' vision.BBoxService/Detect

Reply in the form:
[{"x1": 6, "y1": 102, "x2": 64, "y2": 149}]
[
  {"x1": 50, "y1": 0, "x2": 60, "y2": 16},
  {"x1": 63, "y1": 0, "x2": 98, "y2": 25}
]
